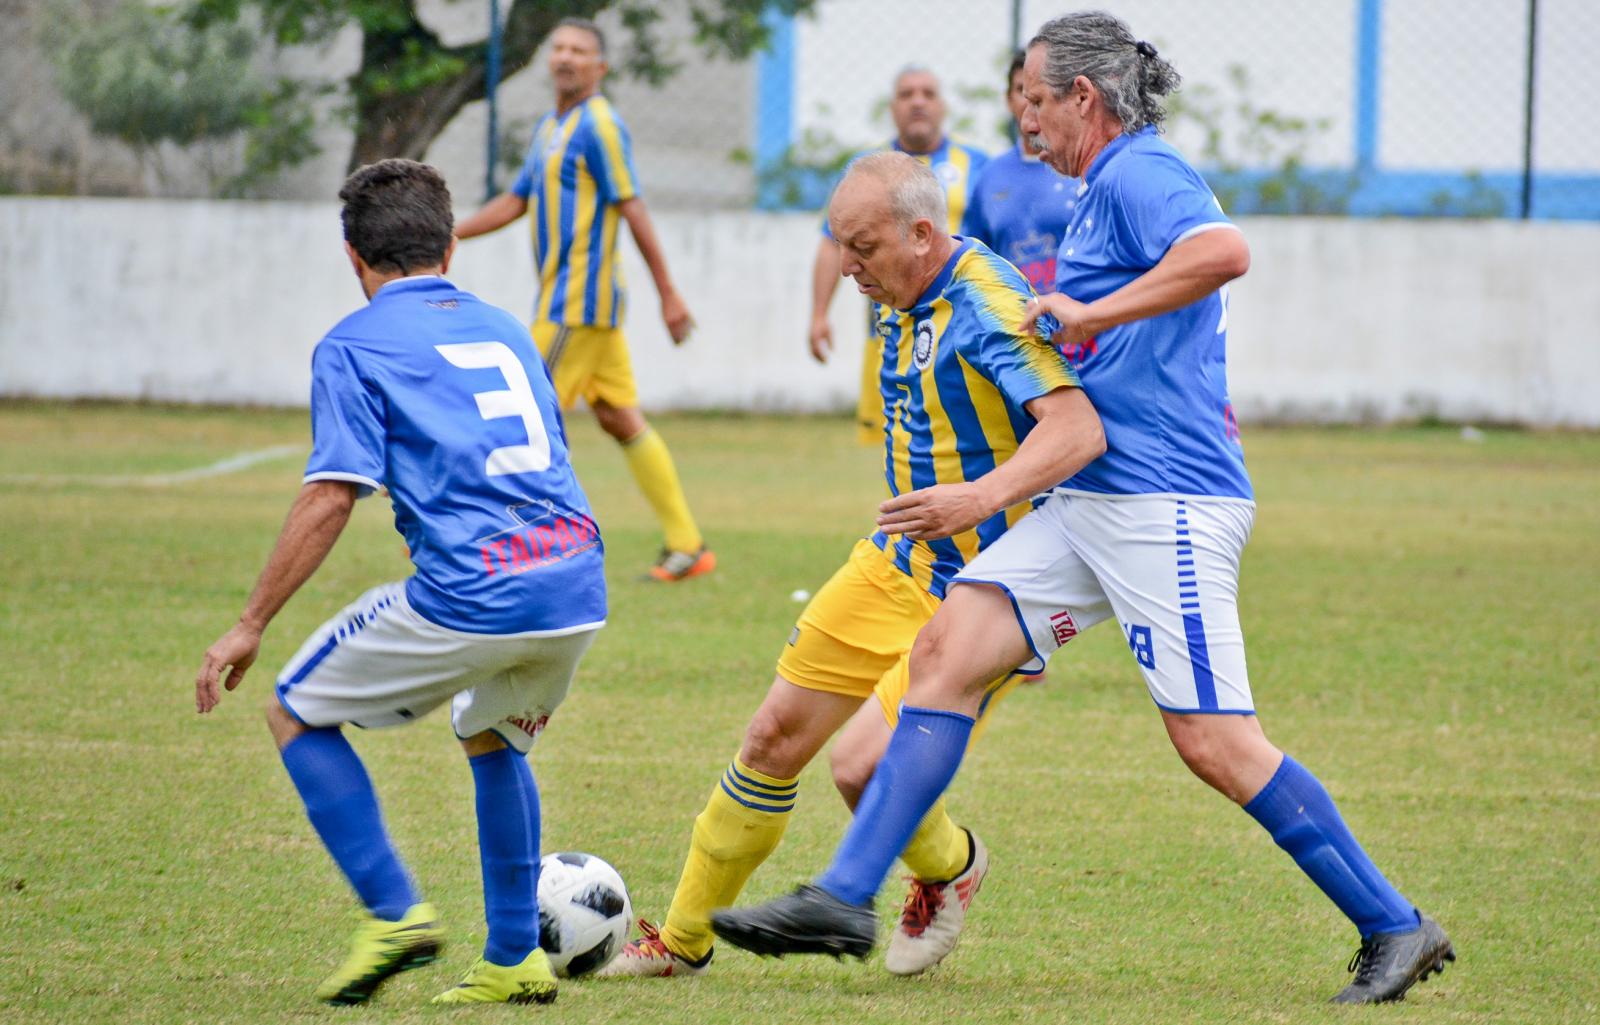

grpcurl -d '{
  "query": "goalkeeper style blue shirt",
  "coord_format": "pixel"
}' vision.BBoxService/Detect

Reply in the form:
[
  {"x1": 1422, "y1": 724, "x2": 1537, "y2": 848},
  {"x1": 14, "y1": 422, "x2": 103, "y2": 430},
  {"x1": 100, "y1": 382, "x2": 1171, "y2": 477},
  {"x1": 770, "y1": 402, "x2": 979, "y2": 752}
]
[
  {"x1": 1053, "y1": 127, "x2": 1253, "y2": 501},
  {"x1": 870, "y1": 238, "x2": 1081, "y2": 597},
  {"x1": 961, "y1": 142, "x2": 1079, "y2": 294},
  {"x1": 304, "y1": 276, "x2": 607, "y2": 635}
]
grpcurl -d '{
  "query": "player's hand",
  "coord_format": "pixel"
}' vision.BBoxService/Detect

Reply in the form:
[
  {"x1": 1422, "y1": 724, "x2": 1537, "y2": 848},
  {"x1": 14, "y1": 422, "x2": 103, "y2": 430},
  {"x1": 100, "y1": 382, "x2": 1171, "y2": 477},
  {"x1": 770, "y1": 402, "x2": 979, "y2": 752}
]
[
  {"x1": 1023, "y1": 293, "x2": 1096, "y2": 347},
  {"x1": 195, "y1": 621, "x2": 263, "y2": 714},
  {"x1": 877, "y1": 483, "x2": 993, "y2": 540},
  {"x1": 662, "y1": 291, "x2": 694, "y2": 345},
  {"x1": 808, "y1": 315, "x2": 833, "y2": 363}
]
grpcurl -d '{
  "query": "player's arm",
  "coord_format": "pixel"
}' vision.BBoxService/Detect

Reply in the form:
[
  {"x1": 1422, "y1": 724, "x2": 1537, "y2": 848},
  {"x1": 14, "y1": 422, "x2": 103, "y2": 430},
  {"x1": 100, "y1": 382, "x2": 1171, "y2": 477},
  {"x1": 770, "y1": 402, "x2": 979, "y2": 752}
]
[
  {"x1": 617, "y1": 196, "x2": 693, "y2": 344},
  {"x1": 454, "y1": 192, "x2": 529, "y2": 240},
  {"x1": 808, "y1": 236, "x2": 841, "y2": 363},
  {"x1": 1023, "y1": 227, "x2": 1249, "y2": 346},
  {"x1": 876, "y1": 386, "x2": 1104, "y2": 540},
  {"x1": 195, "y1": 481, "x2": 358, "y2": 713}
]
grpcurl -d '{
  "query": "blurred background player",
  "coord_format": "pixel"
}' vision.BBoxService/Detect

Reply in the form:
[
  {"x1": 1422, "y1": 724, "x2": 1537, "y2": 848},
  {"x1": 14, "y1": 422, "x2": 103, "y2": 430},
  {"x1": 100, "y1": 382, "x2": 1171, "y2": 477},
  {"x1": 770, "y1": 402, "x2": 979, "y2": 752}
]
[
  {"x1": 962, "y1": 50, "x2": 1081, "y2": 294},
  {"x1": 195, "y1": 159, "x2": 606, "y2": 1006},
  {"x1": 807, "y1": 66, "x2": 989, "y2": 443},
  {"x1": 600, "y1": 153, "x2": 1102, "y2": 980},
  {"x1": 456, "y1": 17, "x2": 712, "y2": 582},
  {"x1": 712, "y1": 13, "x2": 1453, "y2": 1007}
]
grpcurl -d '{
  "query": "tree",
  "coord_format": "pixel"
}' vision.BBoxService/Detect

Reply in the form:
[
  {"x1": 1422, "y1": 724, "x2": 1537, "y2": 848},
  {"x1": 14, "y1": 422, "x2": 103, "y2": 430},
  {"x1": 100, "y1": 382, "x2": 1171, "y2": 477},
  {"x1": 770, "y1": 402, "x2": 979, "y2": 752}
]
[
  {"x1": 39, "y1": 1, "x2": 321, "y2": 195},
  {"x1": 187, "y1": 0, "x2": 815, "y2": 173}
]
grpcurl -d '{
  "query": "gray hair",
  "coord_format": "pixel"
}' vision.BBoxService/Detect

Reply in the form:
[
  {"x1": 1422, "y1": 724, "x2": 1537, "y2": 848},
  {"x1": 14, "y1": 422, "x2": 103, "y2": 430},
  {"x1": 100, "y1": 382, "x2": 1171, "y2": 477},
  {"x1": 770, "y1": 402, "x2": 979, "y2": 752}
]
[
  {"x1": 1030, "y1": 11, "x2": 1180, "y2": 133},
  {"x1": 892, "y1": 63, "x2": 939, "y2": 92},
  {"x1": 836, "y1": 151, "x2": 946, "y2": 236},
  {"x1": 555, "y1": 16, "x2": 607, "y2": 59}
]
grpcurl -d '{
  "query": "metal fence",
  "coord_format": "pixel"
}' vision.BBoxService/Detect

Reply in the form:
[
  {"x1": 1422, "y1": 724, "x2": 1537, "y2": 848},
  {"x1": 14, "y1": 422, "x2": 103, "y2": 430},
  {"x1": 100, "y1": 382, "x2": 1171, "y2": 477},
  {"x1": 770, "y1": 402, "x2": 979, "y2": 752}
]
[{"x1": 729, "y1": 0, "x2": 1600, "y2": 219}]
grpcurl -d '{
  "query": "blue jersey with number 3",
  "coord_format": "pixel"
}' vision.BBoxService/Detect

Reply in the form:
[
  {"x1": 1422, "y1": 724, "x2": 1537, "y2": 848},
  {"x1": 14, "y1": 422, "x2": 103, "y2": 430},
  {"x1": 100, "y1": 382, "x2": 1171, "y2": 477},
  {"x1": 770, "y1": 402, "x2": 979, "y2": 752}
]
[
  {"x1": 1054, "y1": 127, "x2": 1252, "y2": 500},
  {"x1": 304, "y1": 276, "x2": 606, "y2": 635}
]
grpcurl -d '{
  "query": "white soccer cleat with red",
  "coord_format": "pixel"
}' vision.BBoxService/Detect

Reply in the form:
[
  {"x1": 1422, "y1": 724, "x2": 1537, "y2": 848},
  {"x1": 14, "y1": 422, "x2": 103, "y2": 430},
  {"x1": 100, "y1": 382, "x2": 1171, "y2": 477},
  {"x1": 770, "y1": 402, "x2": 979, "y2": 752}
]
[
  {"x1": 884, "y1": 831, "x2": 990, "y2": 976},
  {"x1": 594, "y1": 919, "x2": 710, "y2": 979}
]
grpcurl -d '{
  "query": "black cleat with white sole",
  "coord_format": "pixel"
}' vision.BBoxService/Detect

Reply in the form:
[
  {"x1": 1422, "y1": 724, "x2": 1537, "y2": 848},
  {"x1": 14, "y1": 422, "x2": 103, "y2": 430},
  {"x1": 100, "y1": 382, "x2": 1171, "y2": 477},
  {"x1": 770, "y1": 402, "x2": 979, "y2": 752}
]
[
  {"x1": 1331, "y1": 914, "x2": 1455, "y2": 1004},
  {"x1": 710, "y1": 885, "x2": 876, "y2": 959}
]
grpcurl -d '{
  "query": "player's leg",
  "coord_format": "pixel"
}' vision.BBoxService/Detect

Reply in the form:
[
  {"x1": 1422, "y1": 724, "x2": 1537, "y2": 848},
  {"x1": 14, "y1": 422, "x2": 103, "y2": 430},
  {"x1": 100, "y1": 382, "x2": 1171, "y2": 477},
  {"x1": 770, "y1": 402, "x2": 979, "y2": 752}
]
[
  {"x1": 829, "y1": 660, "x2": 1017, "y2": 975},
  {"x1": 584, "y1": 326, "x2": 710, "y2": 577},
  {"x1": 270, "y1": 583, "x2": 457, "y2": 1004},
  {"x1": 432, "y1": 629, "x2": 593, "y2": 1005},
  {"x1": 603, "y1": 542, "x2": 906, "y2": 976},
  {"x1": 710, "y1": 501, "x2": 1112, "y2": 957},
  {"x1": 1087, "y1": 495, "x2": 1451, "y2": 1003}
]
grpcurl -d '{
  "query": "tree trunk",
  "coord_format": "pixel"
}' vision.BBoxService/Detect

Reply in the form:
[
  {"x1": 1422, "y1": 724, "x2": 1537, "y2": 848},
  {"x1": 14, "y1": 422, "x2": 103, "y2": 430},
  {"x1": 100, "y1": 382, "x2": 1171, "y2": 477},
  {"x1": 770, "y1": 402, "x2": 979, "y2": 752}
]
[{"x1": 345, "y1": 0, "x2": 610, "y2": 172}]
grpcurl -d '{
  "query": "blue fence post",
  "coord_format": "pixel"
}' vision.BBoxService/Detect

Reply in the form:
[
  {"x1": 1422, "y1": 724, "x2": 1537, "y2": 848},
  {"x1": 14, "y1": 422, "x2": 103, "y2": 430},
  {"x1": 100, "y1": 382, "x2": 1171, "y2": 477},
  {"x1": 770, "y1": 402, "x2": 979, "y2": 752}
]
[
  {"x1": 1354, "y1": 0, "x2": 1383, "y2": 174},
  {"x1": 485, "y1": 0, "x2": 503, "y2": 202},
  {"x1": 754, "y1": 8, "x2": 796, "y2": 210}
]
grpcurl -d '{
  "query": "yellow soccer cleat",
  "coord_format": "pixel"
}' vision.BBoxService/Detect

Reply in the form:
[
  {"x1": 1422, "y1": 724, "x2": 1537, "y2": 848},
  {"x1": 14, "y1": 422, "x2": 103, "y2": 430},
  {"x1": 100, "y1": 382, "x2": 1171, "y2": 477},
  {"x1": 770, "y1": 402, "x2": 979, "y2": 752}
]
[
  {"x1": 431, "y1": 949, "x2": 559, "y2": 1006},
  {"x1": 314, "y1": 902, "x2": 444, "y2": 1005}
]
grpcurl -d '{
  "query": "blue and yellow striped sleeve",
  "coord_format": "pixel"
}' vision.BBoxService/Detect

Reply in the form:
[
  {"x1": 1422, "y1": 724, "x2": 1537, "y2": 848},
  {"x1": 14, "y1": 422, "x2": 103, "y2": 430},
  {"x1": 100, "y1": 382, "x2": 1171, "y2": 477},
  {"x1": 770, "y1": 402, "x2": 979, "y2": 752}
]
[
  {"x1": 954, "y1": 249, "x2": 1079, "y2": 409},
  {"x1": 585, "y1": 99, "x2": 639, "y2": 204}
]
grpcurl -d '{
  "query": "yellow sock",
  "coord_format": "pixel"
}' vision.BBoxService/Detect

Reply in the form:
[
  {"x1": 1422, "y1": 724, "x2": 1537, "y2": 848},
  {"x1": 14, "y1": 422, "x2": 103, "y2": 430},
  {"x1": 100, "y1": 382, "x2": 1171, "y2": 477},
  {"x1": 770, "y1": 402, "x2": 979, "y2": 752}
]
[
  {"x1": 659, "y1": 759, "x2": 797, "y2": 961},
  {"x1": 621, "y1": 427, "x2": 703, "y2": 553},
  {"x1": 897, "y1": 798, "x2": 971, "y2": 883}
]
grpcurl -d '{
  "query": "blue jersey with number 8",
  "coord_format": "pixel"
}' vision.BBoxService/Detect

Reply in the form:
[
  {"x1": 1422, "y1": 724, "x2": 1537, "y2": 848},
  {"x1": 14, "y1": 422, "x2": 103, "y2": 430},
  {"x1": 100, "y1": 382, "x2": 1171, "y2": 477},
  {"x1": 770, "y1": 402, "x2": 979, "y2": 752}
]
[{"x1": 304, "y1": 276, "x2": 606, "y2": 635}]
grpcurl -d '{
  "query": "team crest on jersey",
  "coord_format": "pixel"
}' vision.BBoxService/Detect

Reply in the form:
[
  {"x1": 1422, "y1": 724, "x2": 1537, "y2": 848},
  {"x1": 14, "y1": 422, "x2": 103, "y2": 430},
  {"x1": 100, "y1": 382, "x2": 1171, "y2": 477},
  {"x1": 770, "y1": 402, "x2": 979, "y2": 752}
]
[
  {"x1": 935, "y1": 162, "x2": 961, "y2": 186},
  {"x1": 911, "y1": 320, "x2": 936, "y2": 370}
]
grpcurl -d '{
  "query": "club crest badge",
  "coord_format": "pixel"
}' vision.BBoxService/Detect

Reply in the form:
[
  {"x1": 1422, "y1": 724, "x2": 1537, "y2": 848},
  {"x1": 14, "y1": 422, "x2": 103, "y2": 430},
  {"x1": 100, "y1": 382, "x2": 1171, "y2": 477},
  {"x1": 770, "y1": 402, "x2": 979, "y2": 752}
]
[{"x1": 912, "y1": 320, "x2": 936, "y2": 370}]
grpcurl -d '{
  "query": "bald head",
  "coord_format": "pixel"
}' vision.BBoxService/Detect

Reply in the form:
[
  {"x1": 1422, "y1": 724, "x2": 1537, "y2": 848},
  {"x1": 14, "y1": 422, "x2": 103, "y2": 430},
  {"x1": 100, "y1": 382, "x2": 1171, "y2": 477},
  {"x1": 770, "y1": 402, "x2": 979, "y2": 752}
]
[{"x1": 827, "y1": 152, "x2": 954, "y2": 310}]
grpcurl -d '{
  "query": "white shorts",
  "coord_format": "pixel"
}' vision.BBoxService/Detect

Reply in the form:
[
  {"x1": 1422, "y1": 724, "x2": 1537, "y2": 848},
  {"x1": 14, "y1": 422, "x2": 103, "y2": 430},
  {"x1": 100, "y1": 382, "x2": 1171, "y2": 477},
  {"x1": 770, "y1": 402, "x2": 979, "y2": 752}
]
[
  {"x1": 955, "y1": 491, "x2": 1256, "y2": 713},
  {"x1": 274, "y1": 581, "x2": 603, "y2": 753}
]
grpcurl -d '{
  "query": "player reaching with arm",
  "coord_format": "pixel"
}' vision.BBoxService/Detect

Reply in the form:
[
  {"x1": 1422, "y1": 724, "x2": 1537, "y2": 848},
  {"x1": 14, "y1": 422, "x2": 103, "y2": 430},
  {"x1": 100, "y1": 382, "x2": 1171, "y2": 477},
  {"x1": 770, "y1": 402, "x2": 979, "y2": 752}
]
[
  {"x1": 196, "y1": 159, "x2": 608, "y2": 1007},
  {"x1": 456, "y1": 17, "x2": 712, "y2": 582},
  {"x1": 808, "y1": 66, "x2": 988, "y2": 444},
  {"x1": 712, "y1": 13, "x2": 1454, "y2": 1007},
  {"x1": 598, "y1": 152, "x2": 1102, "y2": 981}
]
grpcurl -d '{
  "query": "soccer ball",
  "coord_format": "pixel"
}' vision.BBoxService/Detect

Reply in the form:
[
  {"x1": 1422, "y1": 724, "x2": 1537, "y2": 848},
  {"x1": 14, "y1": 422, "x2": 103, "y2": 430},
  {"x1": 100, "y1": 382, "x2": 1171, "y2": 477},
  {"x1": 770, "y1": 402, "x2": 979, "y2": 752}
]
[{"x1": 536, "y1": 851, "x2": 632, "y2": 977}]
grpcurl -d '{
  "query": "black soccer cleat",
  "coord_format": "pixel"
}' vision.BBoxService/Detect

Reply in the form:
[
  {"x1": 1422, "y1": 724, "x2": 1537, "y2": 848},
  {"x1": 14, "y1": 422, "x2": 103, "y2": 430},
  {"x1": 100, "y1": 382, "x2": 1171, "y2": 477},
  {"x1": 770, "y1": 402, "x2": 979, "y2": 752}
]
[
  {"x1": 1331, "y1": 914, "x2": 1455, "y2": 1004},
  {"x1": 710, "y1": 885, "x2": 877, "y2": 959}
]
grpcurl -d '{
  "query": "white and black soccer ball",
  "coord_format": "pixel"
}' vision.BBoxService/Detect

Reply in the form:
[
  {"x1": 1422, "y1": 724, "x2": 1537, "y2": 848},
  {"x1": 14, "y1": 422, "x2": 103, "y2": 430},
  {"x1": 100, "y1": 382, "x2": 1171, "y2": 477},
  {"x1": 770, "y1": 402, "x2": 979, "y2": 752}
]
[{"x1": 536, "y1": 851, "x2": 632, "y2": 978}]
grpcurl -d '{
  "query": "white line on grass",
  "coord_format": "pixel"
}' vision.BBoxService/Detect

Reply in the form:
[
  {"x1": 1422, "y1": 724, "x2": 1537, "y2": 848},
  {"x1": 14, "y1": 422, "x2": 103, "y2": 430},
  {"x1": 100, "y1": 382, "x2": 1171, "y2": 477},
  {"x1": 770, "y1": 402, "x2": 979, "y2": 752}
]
[{"x1": 1, "y1": 444, "x2": 303, "y2": 487}]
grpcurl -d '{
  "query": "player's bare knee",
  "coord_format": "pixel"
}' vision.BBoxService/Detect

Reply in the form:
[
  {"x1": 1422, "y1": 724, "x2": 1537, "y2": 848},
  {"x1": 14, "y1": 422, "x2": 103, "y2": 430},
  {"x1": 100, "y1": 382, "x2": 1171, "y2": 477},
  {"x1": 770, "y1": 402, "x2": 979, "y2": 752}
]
[
  {"x1": 263, "y1": 698, "x2": 309, "y2": 750},
  {"x1": 829, "y1": 745, "x2": 873, "y2": 810},
  {"x1": 739, "y1": 706, "x2": 805, "y2": 779},
  {"x1": 595, "y1": 402, "x2": 646, "y2": 442}
]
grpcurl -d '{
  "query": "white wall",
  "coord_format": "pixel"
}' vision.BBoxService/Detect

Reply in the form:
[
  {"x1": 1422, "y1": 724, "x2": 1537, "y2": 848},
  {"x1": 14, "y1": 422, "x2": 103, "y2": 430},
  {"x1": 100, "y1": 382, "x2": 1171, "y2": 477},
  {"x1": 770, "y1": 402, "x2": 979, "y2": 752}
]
[{"x1": 2, "y1": 197, "x2": 1597, "y2": 427}]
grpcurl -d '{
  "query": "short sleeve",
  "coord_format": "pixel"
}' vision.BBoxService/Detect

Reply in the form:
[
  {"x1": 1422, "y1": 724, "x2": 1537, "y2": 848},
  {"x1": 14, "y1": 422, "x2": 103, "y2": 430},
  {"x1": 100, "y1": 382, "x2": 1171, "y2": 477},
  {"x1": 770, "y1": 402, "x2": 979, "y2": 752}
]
[
  {"x1": 586, "y1": 105, "x2": 639, "y2": 205},
  {"x1": 956, "y1": 259, "x2": 1080, "y2": 412},
  {"x1": 960, "y1": 165, "x2": 994, "y2": 245},
  {"x1": 304, "y1": 340, "x2": 386, "y2": 496},
  {"x1": 509, "y1": 121, "x2": 547, "y2": 200},
  {"x1": 1111, "y1": 154, "x2": 1233, "y2": 267}
]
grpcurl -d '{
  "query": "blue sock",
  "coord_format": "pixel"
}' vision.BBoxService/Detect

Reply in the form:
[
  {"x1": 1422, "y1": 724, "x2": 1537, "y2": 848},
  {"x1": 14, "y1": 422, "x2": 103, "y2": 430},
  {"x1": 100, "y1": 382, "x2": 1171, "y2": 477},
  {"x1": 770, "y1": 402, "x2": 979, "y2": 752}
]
[
  {"x1": 470, "y1": 747, "x2": 541, "y2": 967},
  {"x1": 1244, "y1": 754, "x2": 1419, "y2": 937},
  {"x1": 816, "y1": 705, "x2": 974, "y2": 906},
  {"x1": 279, "y1": 728, "x2": 418, "y2": 921}
]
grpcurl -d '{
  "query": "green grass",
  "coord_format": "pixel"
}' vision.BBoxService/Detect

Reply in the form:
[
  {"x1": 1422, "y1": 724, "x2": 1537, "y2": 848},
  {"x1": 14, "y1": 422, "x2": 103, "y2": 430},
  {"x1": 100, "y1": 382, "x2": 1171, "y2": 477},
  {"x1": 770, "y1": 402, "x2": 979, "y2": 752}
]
[{"x1": 1, "y1": 401, "x2": 1596, "y2": 1024}]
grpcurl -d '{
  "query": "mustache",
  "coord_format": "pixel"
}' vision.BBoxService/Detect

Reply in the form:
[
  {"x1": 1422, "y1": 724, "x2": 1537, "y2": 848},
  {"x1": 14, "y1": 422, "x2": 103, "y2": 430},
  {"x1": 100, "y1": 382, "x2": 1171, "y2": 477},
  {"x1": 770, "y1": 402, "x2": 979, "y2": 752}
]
[{"x1": 1023, "y1": 133, "x2": 1046, "y2": 154}]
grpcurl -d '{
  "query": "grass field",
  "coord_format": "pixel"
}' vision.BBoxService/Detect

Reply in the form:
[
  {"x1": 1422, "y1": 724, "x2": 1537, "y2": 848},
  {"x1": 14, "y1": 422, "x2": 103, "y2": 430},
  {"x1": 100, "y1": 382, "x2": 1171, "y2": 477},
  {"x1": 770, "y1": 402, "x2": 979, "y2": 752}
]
[{"x1": 1, "y1": 401, "x2": 1596, "y2": 1025}]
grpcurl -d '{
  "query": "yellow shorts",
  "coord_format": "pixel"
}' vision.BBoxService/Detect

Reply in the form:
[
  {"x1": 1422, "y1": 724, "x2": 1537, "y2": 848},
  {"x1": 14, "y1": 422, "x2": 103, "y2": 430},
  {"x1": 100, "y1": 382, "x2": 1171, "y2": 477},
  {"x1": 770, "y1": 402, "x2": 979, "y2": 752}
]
[
  {"x1": 776, "y1": 538, "x2": 1019, "y2": 735},
  {"x1": 531, "y1": 321, "x2": 639, "y2": 410}
]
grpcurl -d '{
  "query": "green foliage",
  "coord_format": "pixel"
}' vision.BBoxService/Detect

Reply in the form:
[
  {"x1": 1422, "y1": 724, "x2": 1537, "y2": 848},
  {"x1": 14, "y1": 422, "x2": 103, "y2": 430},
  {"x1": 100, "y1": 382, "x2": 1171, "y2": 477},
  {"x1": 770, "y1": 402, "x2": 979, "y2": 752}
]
[{"x1": 39, "y1": 0, "x2": 322, "y2": 194}]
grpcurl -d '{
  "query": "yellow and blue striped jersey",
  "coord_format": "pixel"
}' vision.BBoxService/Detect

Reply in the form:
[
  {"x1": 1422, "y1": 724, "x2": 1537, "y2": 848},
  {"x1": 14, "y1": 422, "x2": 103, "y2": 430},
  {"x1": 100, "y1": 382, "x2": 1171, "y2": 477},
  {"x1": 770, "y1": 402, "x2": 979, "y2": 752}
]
[
  {"x1": 824, "y1": 137, "x2": 988, "y2": 238},
  {"x1": 511, "y1": 94, "x2": 639, "y2": 328},
  {"x1": 872, "y1": 238, "x2": 1081, "y2": 598}
]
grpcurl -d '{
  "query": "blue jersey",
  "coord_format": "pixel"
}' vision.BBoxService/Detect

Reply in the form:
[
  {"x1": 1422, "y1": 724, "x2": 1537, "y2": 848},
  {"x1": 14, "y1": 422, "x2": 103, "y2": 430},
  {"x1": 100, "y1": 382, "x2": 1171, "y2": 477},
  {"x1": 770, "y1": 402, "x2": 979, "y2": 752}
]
[
  {"x1": 962, "y1": 142, "x2": 1079, "y2": 294},
  {"x1": 304, "y1": 276, "x2": 607, "y2": 634},
  {"x1": 1054, "y1": 128, "x2": 1252, "y2": 500}
]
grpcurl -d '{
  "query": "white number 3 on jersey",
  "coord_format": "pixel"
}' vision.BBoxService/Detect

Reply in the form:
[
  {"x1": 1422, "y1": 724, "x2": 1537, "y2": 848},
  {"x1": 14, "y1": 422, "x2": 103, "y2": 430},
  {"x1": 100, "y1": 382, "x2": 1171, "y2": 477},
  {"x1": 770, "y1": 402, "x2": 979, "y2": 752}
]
[{"x1": 435, "y1": 341, "x2": 552, "y2": 476}]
